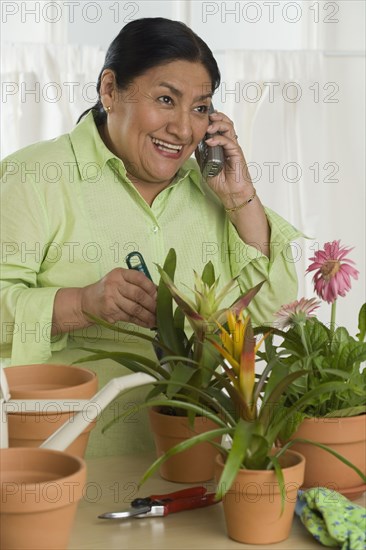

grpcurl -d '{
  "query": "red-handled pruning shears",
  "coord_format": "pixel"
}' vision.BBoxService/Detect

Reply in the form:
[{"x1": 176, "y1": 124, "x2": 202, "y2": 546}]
[{"x1": 98, "y1": 486, "x2": 218, "y2": 519}]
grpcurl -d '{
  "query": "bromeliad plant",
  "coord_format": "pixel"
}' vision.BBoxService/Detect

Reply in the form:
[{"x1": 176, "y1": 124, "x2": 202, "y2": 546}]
[
  {"x1": 78, "y1": 248, "x2": 263, "y2": 416},
  {"x1": 137, "y1": 308, "x2": 365, "y2": 500},
  {"x1": 150, "y1": 248, "x2": 263, "y2": 401},
  {"x1": 261, "y1": 240, "x2": 366, "y2": 429}
]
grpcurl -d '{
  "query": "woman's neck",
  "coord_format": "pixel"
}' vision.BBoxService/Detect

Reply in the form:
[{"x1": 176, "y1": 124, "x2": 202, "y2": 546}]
[
  {"x1": 126, "y1": 172, "x2": 172, "y2": 206},
  {"x1": 98, "y1": 123, "x2": 175, "y2": 206}
]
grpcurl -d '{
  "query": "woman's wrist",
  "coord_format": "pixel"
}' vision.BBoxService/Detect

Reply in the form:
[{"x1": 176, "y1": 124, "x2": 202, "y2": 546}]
[
  {"x1": 52, "y1": 288, "x2": 93, "y2": 336},
  {"x1": 224, "y1": 188, "x2": 257, "y2": 213},
  {"x1": 220, "y1": 185, "x2": 257, "y2": 212}
]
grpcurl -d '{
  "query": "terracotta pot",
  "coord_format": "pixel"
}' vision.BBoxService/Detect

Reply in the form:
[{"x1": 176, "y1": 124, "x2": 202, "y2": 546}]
[
  {"x1": 289, "y1": 415, "x2": 366, "y2": 500},
  {"x1": 5, "y1": 364, "x2": 98, "y2": 457},
  {"x1": 148, "y1": 407, "x2": 220, "y2": 482},
  {"x1": 0, "y1": 447, "x2": 86, "y2": 550},
  {"x1": 215, "y1": 450, "x2": 305, "y2": 545}
]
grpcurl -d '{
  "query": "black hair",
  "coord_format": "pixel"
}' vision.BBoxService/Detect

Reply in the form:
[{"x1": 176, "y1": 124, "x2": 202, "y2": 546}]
[{"x1": 77, "y1": 17, "x2": 221, "y2": 124}]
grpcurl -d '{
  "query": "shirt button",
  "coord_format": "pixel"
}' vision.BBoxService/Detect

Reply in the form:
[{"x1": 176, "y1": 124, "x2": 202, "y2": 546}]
[{"x1": 152, "y1": 226, "x2": 159, "y2": 233}]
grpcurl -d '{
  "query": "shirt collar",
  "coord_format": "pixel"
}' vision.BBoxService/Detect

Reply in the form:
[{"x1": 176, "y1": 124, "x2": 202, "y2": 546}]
[
  {"x1": 70, "y1": 111, "x2": 124, "y2": 181},
  {"x1": 69, "y1": 110, "x2": 205, "y2": 194},
  {"x1": 173, "y1": 158, "x2": 205, "y2": 195}
]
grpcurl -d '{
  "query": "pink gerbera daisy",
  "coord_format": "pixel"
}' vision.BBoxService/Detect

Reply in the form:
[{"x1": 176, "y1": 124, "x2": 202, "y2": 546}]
[
  {"x1": 274, "y1": 297, "x2": 320, "y2": 329},
  {"x1": 306, "y1": 240, "x2": 359, "y2": 304}
]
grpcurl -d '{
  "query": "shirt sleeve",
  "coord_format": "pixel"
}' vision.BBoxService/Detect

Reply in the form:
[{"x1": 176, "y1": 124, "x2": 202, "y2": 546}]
[
  {"x1": 227, "y1": 207, "x2": 303, "y2": 326},
  {"x1": 0, "y1": 158, "x2": 68, "y2": 365}
]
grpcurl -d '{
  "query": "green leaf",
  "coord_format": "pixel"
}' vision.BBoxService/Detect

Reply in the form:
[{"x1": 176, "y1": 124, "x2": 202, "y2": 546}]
[
  {"x1": 210, "y1": 369, "x2": 245, "y2": 422},
  {"x1": 280, "y1": 326, "x2": 308, "y2": 355},
  {"x1": 337, "y1": 341, "x2": 366, "y2": 371},
  {"x1": 244, "y1": 434, "x2": 270, "y2": 469},
  {"x1": 199, "y1": 343, "x2": 220, "y2": 387},
  {"x1": 101, "y1": 396, "x2": 226, "y2": 434},
  {"x1": 356, "y1": 303, "x2": 366, "y2": 342},
  {"x1": 268, "y1": 381, "x2": 356, "y2": 442},
  {"x1": 156, "y1": 249, "x2": 186, "y2": 356},
  {"x1": 331, "y1": 326, "x2": 351, "y2": 353},
  {"x1": 254, "y1": 326, "x2": 286, "y2": 339},
  {"x1": 77, "y1": 349, "x2": 157, "y2": 369},
  {"x1": 138, "y1": 427, "x2": 229, "y2": 489},
  {"x1": 201, "y1": 261, "x2": 215, "y2": 287},
  {"x1": 166, "y1": 363, "x2": 195, "y2": 399},
  {"x1": 270, "y1": 455, "x2": 286, "y2": 516},
  {"x1": 324, "y1": 405, "x2": 366, "y2": 418},
  {"x1": 169, "y1": 386, "x2": 229, "y2": 422},
  {"x1": 75, "y1": 351, "x2": 168, "y2": 379},
  {"x1": 159, "y1": 355, "x2": 198, "y2": 367},
  {"x1": 263, "y1": 332, "x2": 277, "y2": 362},
  {"x1": 320, "y1": 368, "x2": 351, "y2": 380},
  {"x1": 304, "y1": 321, "x2": 329, "y2": 354},
  {"x1": 205, "y1": 386, "x2": 237, "y2": 425},
  {"x1": 277, "y1": 411, "x2": 305, "y2": 441},
  {"x1": 82, "y1": 314, "x2": 158, "y2": 345},
  {"x1": 145, "y1": 384, "x2": 165, "y2": 401},
  {"x1": 260, "y1": 370, "x2": 308, "y2": 429},
  {"x1": 229, "y1": 281, "x2": 265, "y2": 314},
  {"x1": 288, "y1": 438, "x2": 366, "y2": 483},
  {"x1": 255, "y1": 355, "x2": 291, "y2": 404},
  {"x1": 173, "y1": 305, "x2": 186, "y2": 337},
  {"x1": 216, "y1": 418, "x2": 253, "y2": 500}
]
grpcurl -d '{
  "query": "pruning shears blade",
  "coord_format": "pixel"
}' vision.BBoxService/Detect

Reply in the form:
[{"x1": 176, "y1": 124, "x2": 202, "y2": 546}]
[{"x1": 98, "y1": 505, "x2": 151, "y2": 519}]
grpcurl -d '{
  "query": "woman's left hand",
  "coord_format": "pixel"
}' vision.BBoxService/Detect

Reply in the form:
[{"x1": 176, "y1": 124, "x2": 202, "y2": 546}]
[
  {"x1": 198, "y1": 109, "x2": 270, "y2": 258},
  {"x1": 202, "y1": 110, "x2": 255, "y2": 208}
]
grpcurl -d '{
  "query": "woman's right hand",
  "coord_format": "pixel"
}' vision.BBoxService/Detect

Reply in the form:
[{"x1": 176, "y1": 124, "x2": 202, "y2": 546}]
[
  {"x1": 80, "y1": 268, "x2": 157, "y2": 328},
  {"x1": 52, "y1": 268, "x2": 157, "y2": 336}
]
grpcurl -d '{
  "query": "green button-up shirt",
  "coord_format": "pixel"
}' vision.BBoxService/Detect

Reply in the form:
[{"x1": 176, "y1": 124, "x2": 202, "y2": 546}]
[{"x1": 1, "y1": 111, "x2": 301, "y2": 455}]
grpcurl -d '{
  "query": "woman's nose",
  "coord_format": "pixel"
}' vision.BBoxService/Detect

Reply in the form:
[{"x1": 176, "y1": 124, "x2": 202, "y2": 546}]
[{"x1": 166, "y1": 109, "x2": 192, "y2": 142}]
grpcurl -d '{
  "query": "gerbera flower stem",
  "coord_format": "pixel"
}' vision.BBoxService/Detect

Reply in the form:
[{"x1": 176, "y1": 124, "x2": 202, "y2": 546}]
[
  {"x1": 330, "y1": 299, "x2": 337, "y2": 335},
  {"x1": 299, "y1": 323, "x2": 310, "y2": 356}
]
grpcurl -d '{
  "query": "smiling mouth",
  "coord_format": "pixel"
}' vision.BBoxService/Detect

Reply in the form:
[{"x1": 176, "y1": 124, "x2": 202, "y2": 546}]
[{"x1": 151, "y1": 137, "x2": 183, "y2": 153}]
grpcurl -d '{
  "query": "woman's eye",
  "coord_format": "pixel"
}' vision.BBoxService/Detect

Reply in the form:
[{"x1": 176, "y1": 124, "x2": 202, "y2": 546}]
[
  {"x1": 194, "y1": 105, "x2": 209, "y2": 114},
  {"x1": 158, "y1": 96, "x2": 173, "y2": 105}
]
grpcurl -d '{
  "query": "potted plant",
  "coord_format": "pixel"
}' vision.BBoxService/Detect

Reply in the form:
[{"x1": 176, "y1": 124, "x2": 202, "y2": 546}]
[
  {"x1": 79, "y1": 248, "x2": 263, "y2": 482},
  {"x1": 134, "y1": 308, "x2": 364, "y2": 544},
  {"x1": 265, "y1": 240, "x2": 366, "y2": 499}
]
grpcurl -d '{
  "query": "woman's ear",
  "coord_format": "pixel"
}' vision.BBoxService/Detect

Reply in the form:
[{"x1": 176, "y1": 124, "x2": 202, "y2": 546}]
[{"x1": 99, "y1": 69, "x2": 118, "y2": 108}]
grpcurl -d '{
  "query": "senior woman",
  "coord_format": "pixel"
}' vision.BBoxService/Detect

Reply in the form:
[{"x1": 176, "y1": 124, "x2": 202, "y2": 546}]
[{"x1": 0, "y1": 18, "x2": 301, "y2": 456}]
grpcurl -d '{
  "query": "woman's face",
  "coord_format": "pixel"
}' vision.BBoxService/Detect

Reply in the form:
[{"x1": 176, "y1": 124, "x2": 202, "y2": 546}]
[{"x1": 101, "y1": 60, "x2": 213, "y2": 188}]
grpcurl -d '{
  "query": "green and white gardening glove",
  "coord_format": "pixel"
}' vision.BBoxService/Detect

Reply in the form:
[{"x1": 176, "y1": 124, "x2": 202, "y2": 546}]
[{"x1": 295, "y1": 487, "x2": 366, "y2": 550}]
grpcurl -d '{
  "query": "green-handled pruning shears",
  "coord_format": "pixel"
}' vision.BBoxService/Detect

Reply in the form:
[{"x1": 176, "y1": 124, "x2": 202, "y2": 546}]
[
  {"x1": 125, "y1": 251, "x2": 153, "y2": 281},
  {"x1": 125, "y1": 252, "x2": 162, "y2": 358}
]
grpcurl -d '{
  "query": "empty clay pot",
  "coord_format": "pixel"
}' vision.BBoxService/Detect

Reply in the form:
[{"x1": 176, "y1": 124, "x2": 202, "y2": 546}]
[
  {"x1": 0, "y1": 447, "x2": 86, "y2": 550},
  {"x1": 5, "y1": 364, "x2": 98, "y2": 457}
]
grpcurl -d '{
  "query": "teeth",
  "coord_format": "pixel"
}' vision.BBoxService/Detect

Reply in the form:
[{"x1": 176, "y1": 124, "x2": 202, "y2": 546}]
[{"x1": 152, "y1": 137, "x2": 183, "y2": 152}]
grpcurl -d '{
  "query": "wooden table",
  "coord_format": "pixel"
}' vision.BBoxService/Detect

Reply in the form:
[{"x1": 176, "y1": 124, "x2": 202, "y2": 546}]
[{"x1": 69, "y1": 453, "x2": 365, "y2": 549}]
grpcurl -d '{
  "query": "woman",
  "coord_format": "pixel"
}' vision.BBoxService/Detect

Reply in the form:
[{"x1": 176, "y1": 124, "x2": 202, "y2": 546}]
[{"x1": 0, "y1": 18, "x2": 301, "y2": 456}]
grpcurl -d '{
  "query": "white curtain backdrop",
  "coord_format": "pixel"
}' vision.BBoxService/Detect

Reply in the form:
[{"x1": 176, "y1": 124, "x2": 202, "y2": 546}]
[
  {"x1": 213, "y1": 50, "x2": 365, "y2": 332},
  {"x1": 1, "y1": 43, "x2": 105, "y2": 152},
  {"x1": 1, "y1": 43, "x2": 365, "y2": 332}
]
